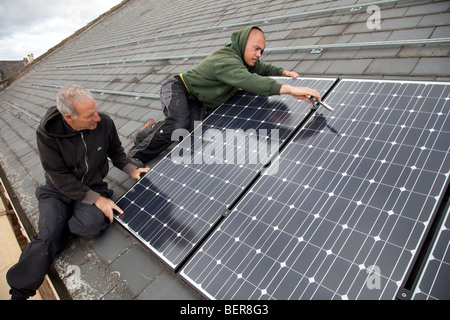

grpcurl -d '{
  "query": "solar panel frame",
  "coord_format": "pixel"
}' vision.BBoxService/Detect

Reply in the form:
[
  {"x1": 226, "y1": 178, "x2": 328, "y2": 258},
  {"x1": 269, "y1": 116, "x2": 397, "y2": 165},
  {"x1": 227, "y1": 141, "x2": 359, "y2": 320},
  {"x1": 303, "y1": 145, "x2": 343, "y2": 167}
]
[
  {"x1": 115, "y1": 77, "x2": 338, "y2": 269},
  {"x1": 412, "y1": 203, "x2": 450, "y2": 300},
  {"x1": 180, "y1": 79, "x2": 450, "y2": 299}
]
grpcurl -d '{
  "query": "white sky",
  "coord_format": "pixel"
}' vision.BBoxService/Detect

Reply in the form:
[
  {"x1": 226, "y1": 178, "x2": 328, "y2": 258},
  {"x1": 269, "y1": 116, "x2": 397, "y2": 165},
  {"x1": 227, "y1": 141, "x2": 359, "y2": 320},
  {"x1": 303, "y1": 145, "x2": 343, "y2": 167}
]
[{"x1": 0, "y1": 0, "x2": 123, "y2": 60}]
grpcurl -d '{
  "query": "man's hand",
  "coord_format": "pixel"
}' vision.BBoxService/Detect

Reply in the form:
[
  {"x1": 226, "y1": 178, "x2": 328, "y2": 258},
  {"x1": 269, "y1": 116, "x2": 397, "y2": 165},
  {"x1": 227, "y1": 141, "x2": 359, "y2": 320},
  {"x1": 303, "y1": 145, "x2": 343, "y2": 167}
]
[
  {"x1": 280, "y1": 85, "x2": 321, "y2": 104},
  {"x1": 93, "y1": 168, "x2": 149, "y2": 223},
  {"x1": 130, "y1": 167, "x2": 150, "y2": 180},
  {"x1": 282, "y1": 70, "x2": 299, "y2": 79},
  {"x1": 94, "y1": 196, "x2": 123, "y2": 223}
]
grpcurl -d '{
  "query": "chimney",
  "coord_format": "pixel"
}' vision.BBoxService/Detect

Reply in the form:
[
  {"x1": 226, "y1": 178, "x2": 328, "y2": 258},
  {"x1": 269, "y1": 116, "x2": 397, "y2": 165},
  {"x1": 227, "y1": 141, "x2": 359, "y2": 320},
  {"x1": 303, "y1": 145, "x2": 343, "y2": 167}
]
[{"x1": 27, "y1": 54, "x2": 34, "y2": 63}]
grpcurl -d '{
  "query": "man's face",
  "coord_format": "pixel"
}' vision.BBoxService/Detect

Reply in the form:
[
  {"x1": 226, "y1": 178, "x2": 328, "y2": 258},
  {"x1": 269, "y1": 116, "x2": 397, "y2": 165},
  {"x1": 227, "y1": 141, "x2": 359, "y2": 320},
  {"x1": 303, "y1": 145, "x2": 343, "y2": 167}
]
[
  {"x1": 65, "y1": 97, "x2": 101, "y2": 131},
  {"x1": 244, "y1": 29, "x2": 266, "y2": 67}
]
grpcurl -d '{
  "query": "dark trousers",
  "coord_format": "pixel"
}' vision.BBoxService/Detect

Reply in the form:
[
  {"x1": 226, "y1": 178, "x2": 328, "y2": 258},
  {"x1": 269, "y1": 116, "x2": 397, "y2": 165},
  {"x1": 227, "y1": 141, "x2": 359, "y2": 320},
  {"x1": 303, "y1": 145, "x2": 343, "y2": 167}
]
[
  {"x1": 128, "y1": 75, "x2": 207, "y2": 163},
  {"x1": 6, "y1": 182, "x2": 112, "y2": 300}
]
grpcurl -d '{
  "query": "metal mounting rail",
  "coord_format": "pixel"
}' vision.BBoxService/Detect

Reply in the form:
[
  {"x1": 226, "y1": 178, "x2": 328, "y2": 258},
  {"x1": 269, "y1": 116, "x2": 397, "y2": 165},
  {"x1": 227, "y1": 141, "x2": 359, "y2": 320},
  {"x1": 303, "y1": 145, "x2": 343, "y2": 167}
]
[
  {"x1": 31, "y1": 84, "x2": 160, "y2": 100},
  {"x1": 77, "y1": 0, "x2": 403, "y2": 53},
  {"x1": 1, "y1": 101, "x2": 41, "y2": 123},
  {"x1": 56, "y1": 53, "x2": 208, "y2": 69},
  {"x1": 266, "y1": 37, "x2": 450, "y2": 54},
  {"x1": 57, "y1": 37, "x2": 450, "y2": 69}
]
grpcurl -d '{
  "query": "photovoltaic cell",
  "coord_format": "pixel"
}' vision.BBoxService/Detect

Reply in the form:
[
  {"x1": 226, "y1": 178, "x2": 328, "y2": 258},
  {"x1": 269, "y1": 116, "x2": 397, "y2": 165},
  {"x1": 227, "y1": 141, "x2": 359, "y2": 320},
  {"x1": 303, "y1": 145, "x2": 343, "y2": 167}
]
[
  {"x1": 115, "y1": 77, "x2": 337, "y2": 269},
  {"x1": 180, "y1": 79, "x2": 450, "y2": 299}
]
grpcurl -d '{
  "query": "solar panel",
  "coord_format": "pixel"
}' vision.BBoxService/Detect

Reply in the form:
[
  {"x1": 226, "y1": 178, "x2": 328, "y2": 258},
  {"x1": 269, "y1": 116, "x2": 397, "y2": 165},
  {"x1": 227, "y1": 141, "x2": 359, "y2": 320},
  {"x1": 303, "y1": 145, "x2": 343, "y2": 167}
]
[
  {"x1": 412, "y1": 204, "x2": 450, "y2": 300},
  {"x1": 180, "y1": 79, "x2": 450, "y2": 299},
  {"x1": 115, "y1": 77, "x2": 338, "y2": 269}
]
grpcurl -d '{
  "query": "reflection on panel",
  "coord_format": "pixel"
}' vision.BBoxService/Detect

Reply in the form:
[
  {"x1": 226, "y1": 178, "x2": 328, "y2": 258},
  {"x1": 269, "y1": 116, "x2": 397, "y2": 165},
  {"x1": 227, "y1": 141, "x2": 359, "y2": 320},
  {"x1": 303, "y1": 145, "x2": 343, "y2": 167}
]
[{"x1": 116, "y1": 77, "x2": 337, "y2": 269}]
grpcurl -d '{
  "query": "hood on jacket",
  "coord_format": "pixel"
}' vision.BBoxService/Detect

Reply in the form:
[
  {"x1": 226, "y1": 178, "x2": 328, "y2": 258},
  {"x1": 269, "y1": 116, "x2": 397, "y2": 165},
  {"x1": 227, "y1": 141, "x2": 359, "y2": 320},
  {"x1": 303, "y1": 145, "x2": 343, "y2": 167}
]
[
  {"x1": 227, "y1": 26, "x2": 264, "y2": 65},
  {"x1": 39, "y1": 106, "x2": 81, "y2": 138}
]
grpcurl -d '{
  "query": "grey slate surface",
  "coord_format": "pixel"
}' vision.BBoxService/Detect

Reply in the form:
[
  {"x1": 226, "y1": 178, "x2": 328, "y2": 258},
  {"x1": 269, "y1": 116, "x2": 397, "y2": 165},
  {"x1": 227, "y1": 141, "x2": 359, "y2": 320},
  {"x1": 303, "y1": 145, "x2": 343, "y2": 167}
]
[
  {"x1": 0, "y1": 0, "x2": 449, "y2": 300},
  {"x1": 0, "y1": 60, "x2": 26, "y2": 81}
]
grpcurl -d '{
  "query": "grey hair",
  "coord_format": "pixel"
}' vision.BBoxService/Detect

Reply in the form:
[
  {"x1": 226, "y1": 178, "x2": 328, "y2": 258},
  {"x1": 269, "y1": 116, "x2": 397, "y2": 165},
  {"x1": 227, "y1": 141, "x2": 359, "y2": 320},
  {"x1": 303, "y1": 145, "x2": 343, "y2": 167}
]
[{"x1": 56, "y1": 85, "x2": 93, "y2": 117}]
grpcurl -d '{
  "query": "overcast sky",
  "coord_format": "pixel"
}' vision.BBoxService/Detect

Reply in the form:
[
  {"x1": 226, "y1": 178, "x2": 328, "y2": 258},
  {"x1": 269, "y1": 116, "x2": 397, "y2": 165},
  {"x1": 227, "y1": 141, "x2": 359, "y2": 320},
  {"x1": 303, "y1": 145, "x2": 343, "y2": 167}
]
[{"x1": 0, "y1": 0, "x2": 123, "y2": 60}]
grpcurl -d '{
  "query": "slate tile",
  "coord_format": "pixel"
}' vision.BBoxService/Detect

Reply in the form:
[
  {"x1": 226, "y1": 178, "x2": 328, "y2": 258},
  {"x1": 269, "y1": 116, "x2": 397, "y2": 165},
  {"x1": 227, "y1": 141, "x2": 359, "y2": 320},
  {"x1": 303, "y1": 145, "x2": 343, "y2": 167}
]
[
  {"x1": 419, "y1": 12, "x2": 450, "y2": 27},
  {"x1": 136, "y1": 271, "x2": 203, "y2": 300},
  {"x1": 366, "y1": 58, "x2": 419, "y2": 75},
  {"x1": 412, "y1": 57, "x2": 450, "y2": 76},
  {"x1": 404, "y1": 2, "x2": 450, "y2": 16},
  {"x1": 91, "y1": 224, "x2": 136, "y2": 264},
  {"x1": 326, "y1": 58, "x2": 373, "y2": 75},
  {"x1": 387, "y1": 27, "x2": 434, "y2": 41},
  {"x1": 381, "y1": 16, "x2": 422, "y2": 31},
  {"x1": 297, "y1": 59, "x2": 334, "y2": 75},
  {"x1": 109, "y1": 244, "x2": 165, "y2": 298},
  {"x1": 313, "y1": 24, "x2": 348, "y2": 37},
  {"x1": 356, "y1": 47, "x2": 401, "y2": 59},
  {"x1": 398, "y1": 45, "x2": 450, "y2": 58},
  {"x1": 431, "y1": 26, "x2": 450, "y2": 38},
  {"x1": 117, "y1": 119, "x2": 143, "y2": 137},
  {"x1": 350, "y1": 31, "x2": 392, "y2": 43}
]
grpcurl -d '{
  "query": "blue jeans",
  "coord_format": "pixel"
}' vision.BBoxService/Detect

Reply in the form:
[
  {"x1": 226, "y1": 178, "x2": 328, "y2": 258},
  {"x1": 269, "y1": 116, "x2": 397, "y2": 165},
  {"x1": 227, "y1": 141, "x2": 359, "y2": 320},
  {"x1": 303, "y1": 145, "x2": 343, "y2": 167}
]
[
  {"x1": 128, "y1": 75, "x2": 206, "y2": 163},
  {"x1": 6, "y1": 182, "x2": 112, "y2": 300}
]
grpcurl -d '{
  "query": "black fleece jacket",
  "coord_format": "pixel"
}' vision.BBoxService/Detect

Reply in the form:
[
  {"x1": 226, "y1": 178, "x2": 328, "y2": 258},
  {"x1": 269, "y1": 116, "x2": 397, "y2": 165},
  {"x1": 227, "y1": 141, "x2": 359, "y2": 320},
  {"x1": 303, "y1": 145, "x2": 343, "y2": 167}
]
[{"x1": 36, "y1": 106, "x2": 136, "y2": 204}]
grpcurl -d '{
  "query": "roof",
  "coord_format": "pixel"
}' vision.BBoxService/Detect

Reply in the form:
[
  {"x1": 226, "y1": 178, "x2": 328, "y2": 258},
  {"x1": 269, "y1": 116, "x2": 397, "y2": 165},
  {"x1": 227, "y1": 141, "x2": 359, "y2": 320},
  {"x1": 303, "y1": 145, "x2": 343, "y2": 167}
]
[
  {"x1": 0, "y1": 0, "x2": 449, "y2": 300},
  {"x1": 0, "y1": 60, "x2": 25, "y2": 81}
]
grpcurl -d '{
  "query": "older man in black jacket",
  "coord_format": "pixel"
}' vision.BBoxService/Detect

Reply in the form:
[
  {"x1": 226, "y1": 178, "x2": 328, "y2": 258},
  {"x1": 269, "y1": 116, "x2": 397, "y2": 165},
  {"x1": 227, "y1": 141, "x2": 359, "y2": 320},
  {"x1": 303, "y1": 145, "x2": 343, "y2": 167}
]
[{"x1": 7, "y1": 85, "x2": 149, "y2": 300}]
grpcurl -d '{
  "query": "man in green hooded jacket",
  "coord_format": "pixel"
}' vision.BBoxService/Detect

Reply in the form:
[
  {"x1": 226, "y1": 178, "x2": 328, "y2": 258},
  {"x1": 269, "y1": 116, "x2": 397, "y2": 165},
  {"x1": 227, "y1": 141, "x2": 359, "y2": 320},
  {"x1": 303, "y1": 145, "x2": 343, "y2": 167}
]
[{"x1": 128, "y1": 26, "x2": 321, "y2": 164}]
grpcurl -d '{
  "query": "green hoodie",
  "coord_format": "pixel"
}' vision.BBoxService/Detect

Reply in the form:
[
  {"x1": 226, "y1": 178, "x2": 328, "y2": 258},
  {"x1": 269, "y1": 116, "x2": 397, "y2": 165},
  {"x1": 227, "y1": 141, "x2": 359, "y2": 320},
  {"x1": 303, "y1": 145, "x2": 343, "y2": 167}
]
[{"x1": 181, "y1": 26, "x2": 284, "y2": 109}]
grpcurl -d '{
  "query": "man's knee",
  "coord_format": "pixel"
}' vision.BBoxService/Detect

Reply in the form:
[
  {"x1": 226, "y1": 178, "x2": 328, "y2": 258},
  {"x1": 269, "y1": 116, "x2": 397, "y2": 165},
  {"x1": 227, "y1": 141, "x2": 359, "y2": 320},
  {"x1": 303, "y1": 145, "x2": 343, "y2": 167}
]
[
  {"x1": 69, "y1": 204, "x2": 109, "y2": 238},
  {"x1": 69, "y1": 216, "x2": 109, "y2": 238}
]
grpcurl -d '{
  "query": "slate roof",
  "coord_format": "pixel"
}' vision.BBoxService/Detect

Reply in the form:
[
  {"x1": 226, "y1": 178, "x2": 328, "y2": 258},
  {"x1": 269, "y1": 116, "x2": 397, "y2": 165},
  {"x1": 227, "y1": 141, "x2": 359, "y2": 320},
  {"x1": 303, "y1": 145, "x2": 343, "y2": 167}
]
[
  {"x1": 0, "y1": 60, "x2": 26, "y2": 81},
  {"x1": 0, "y1": 0, "x2": 449, "y2": 300}
]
